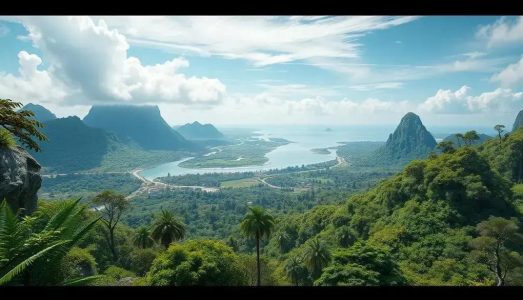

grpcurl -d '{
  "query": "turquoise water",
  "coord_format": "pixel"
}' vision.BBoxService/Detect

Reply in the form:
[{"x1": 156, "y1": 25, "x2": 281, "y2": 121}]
[
  {"x1": 139, "y1": 125, "x2": 392, "y2": 180},
  {"x1": 139, "y1": 124, "x2": 494, "y2": 180}
]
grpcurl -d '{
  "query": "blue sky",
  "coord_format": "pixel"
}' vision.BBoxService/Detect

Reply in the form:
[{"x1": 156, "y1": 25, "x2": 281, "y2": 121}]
[{"x1": 0, "y1": 16, "x2": 522, "y2": 128}]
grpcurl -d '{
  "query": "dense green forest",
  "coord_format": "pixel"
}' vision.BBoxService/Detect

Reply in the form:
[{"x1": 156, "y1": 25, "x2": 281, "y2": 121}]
[
  {"x1": 3, "y1": 126, "x2": 522, "y2": 286},
  {"x1": 3, "y1": 99, "x2": 523, "y2": 286}
]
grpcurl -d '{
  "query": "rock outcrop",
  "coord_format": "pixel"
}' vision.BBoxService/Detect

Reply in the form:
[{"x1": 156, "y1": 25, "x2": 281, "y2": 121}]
[
  {"x1": 373, "y1": 112, "x2": 437, "y2": 165},
  {"x1": 0, "y1": 146, "x2": 42, "y2": 215},
  {"x1": 513, "y1": 110, "x2": 523, "y2": 132}
]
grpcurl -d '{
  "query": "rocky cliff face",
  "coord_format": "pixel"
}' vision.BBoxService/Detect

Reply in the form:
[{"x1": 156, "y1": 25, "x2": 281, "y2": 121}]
[
  {"x1": 0, "y1": 146, "x2": 42, "y2": 215},
  {"x1": 373, "y1": 112, "x2": 437, "y2": 165},
  {"x1": 513, "y1": 110, "x2": 523, "y2": 132}
]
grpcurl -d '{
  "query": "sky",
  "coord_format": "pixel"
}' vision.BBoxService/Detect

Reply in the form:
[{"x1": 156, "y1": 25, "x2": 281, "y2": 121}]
[{"x1": 0, "y1": 16, "x2": 522, "y2": 127}]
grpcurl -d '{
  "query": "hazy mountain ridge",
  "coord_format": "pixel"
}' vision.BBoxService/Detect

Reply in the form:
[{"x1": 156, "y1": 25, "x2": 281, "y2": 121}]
[
  {"x1": 176, "y1": 121, "x2": 225, "y2": 140},
  {"x1": 83, "y1": 105, "x2": 197, "y2": 151},
  {"x1": 20, "y1": 103, "x2": 57, "y2": 123},
  {"x1": 29, "y1": 116, "x2": 113, "y2": 173}
]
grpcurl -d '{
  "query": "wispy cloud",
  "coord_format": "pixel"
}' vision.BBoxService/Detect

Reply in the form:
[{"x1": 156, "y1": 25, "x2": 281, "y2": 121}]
[
  {"x1": 96, "y1": 16, "x2": 420, "y2": 66},
  {"x1": 349, "y1": 82, "x2": 403, "y2": 91},
  {"x1": 491, "y1": 56, "x2": 523, "y2": 88},
  {"x1": 477, "y1": 16, "x2": 523, "y2": 48},
  {"x1": 0, "y1": 24, "x2": 9, "y2": 37}
]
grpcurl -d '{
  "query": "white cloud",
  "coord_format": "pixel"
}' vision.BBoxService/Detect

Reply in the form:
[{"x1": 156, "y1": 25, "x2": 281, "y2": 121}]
[
  {"x1": 96, "y1": 16, "x2": 419, "y2": 66},
  {"x1": 298, "y1": 55, "x2": 508, "y2": 85},
  {"x1": 159, "y1": 90, "x2": 414, "y2": 126},
  {"x1": 491, "y1": 56, "x2": 523, "y2": 88},
  {"x1": 477, "y1": 16, "x2": 523, "y2": 47},
  {"x1": 3, "y1": 16, "x2": 226, "y2": 106},
  {"x1": 420, "y1": 85, "x2": 523, "y2": 114},
  {"x1": 462, "y1": 51, "x2": 486, "y2": 59},
  {"x1": 0, "y1": 51, "x2": 68, "y2": 103}
]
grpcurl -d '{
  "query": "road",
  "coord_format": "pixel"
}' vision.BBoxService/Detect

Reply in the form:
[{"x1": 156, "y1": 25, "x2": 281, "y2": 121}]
[
  {"x1": 126, "y1": 169, "x2": 219, "y2": 200},
  {"x1": 256, "y1": 156, "x2": 348, "y2": 189},
  {"x1": 61, "y1": 155, "x2": 348, "y2": 209}
]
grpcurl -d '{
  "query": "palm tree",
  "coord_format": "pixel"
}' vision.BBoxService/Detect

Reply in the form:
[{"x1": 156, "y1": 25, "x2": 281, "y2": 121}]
[
  {"x1": 302, "y1": 238, "x2": 330, "y2": 280},
  {"x1": 151, "y1": 209, "x2": 186, "y2": 249},
  {"x1": 240, "y1": 206, "x2": 275, "y2": 286},
  {"x1": 133, "y1": 226, "x2": 154, "y2": 249},
  {"x1": 0, "y1": 199, "x2": 100, "y2": 285},
  {"x1": 284, "y1": 256, "x2": 307, "y2": 286}
]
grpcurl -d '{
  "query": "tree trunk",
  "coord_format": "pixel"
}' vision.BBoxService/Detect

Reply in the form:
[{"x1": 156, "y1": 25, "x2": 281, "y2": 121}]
[
  {"x1": 495, "y1": 243, "x2": 504, "y2": 286},
  {"x1": 256, "y1": 232, "x2": 261, "y2": 287},
  {"x1": 109, "y1": 227, "x2": 117, "y2": 261}
]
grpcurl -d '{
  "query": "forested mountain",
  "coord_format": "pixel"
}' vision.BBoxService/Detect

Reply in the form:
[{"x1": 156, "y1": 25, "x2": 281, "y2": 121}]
[
  {"x1": 479, "y1": 126, "x2": 523, "y2": 183},
  {"x1": 176, "y1": 121, "x2": 225, "y2": 140},
  {"x1": 265, "y1": 135, "x2": 523, "y2": 285},
  {"x1": 20, "y1": 103, "x2": 57, "y2": 122},
  {"x1": 29, "y1": 116, "x2": 115, "y2": 173},
  {"x1": 372, "y1": 112, "x2": 437, "y2": 166},
  {"x1": 83, "y1": 105, "x2": 197, "y2": 151}
]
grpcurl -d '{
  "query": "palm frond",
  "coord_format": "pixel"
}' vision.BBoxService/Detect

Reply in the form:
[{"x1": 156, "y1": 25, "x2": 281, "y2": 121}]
[
  {"x1": 44, "y1": 198, "x2": 82, "y2": 232},
  {"x1": 0, "y1": 240, "x2": 70, "y2": 285},
  {"x1": 62, "y1": 275, "x2": 104, "y2": 286}
]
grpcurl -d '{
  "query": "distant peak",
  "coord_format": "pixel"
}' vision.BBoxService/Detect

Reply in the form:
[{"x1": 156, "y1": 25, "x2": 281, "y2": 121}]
[
  {"x1": 401, "y1": 112, "x2": 421, "y2": 121},
  {"x1": 192, "y1": 121, "x2": 202, "y2": 126}
]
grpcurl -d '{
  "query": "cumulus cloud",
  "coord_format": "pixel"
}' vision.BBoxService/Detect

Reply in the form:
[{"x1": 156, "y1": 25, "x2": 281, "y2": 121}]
[
  {"x1": 491, "y1": 56, "x2": 523, "y2": 88},
  {"x1": 95, "y1": 16, "x2": 419, "y2": 66},
  {"x1": 420, "y1": 85, "x2": 523, "y2": 114},
  {"x1": 477, "y1": 16, "x2": 523, "y2": 47},
  {"x1": 0, "y1": 51, "x2": 68, "y2": 103},
  {"x1": 2, "y1": 16, "x2": 226, "y2": 106}
]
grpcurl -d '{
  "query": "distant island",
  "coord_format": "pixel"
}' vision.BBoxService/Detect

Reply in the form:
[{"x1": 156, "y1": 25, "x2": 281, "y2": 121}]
[
  {"x1": 325, "y1": 128, "x2": 333, "y2": 132},
  {"x1": 179, "y1": 138, "x2": 290, "y2": 168},
  {"x1": 311, "y1": 148, "x2": 331, "y2": 154}
]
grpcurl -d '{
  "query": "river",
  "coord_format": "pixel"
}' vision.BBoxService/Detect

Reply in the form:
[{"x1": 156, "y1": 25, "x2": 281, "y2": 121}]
[{"x1": 138, "y1": 124, "x2": 494, "y2": 180}]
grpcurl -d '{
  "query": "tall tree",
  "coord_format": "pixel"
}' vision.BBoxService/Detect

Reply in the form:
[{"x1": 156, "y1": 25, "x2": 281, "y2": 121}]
[
  {"x1": 0, "y1": 99, "x2": 47, "y2": 152},
  {"x1": 463, "y1": 130, "x2": 480, "y2": 146},
  {"x1": 240, "y1": 206, "x2": 275, "y2": 286},
  {"x1": 284, "y1": 256, "x2": 308, "y2": 286},
  {"x1": 469, "y1": 217, "x2": 523, "y2": 286},
  {"x1": 302, "y1": 238, "x2": 331, "y2": 280},
  {"x1": 494, "y1": 125, "x2": 505, "y2": 144},
  {"x1": 437, "y1": 141, "x2": 455, "y2": 154},
  {"x1": 92, "y1": 190, "x2": 129, "y2": 261},
  {"x1": 151, "y1": 209, "x2": 186, "y2": 249},
  {"x1": 133, "y1": 226, "x2": 154, "y2": 249}
]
